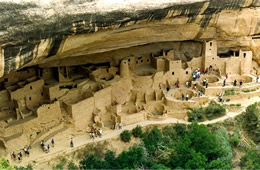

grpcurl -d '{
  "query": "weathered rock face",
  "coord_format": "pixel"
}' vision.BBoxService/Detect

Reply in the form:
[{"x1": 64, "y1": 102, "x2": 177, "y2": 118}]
[{"x1": 1, "y1": 0, "x2": 260, "y2": 77}]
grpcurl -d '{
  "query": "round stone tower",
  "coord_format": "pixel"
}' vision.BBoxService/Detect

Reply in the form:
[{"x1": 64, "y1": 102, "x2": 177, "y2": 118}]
[{"x1": 120, "y1": 60, "x2": 129, "y2": 78}]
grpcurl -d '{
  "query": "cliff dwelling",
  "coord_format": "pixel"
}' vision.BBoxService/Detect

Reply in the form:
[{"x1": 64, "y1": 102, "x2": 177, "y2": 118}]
[{"x1": 0, "y1": 39, "x2": 259, "y2": 155}]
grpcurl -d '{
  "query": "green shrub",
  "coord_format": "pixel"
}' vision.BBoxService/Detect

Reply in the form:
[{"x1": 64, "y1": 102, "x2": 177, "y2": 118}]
[
  {"x1": 243, "y1": 89, "x2": 251, "y2": 93},
  {"x1": 236, "y1": 103, "x2": 241, "y2": 107},
  {"x1": 162, "y1": 125, "x2": 176, "y2": 138},
  {"x1": 187, "y1": 107, "x2": 204, "y2": 122},
  {"x1": 143, "y1": 126, "x2": 162, "y2": 154},
  {"x1": 230, "y1": 135, "x2": 240, "y2": 147},
  {"x1": 243, "y1": 103, "x2": 260, "y2": 143},
  {"x1": 230, "y1": 104, "x2": 236, "y2": 106},
  {"x1": 241, "y1": 149, "x2": 260, "y2": 169},
  {"x1": 224, "y1": 89, "x2": 236, "y2": 96},
  {"x1": 15, "y1": 164, "x2": 33, "y2": 170},
  {"x1": 68, "y1": 161, "x2": 79, "y2": 170},
  {"x1": 120, "y1": 130, "x2": 131, "y2": 142},
  {"x1": 226, "y1": 99, "x2": 231, "y2": 102},
  {"x1": 132, "y1": 125, "x2": 142, "y2": 138},
  {"x1": 205, "y1": 102, "x2": 226, "y2": 120},
  {"x1": 52, "y1": 164, "x2": 64, "y2": 170}
]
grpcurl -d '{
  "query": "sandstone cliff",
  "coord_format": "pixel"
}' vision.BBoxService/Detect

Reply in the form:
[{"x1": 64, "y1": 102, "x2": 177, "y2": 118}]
[{"x1": 1, "y1": 0, "x2": 260, "y2": 77}]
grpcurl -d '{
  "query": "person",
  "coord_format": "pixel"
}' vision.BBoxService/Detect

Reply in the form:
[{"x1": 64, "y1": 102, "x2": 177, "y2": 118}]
[
  {"x1": 166, "y1": 87, "x2": 169, "y2": 93},
  {"x1": 256, "y1": 76, "x2": 259, "y2": 83},
  {"x1": 11, "y1": 152, "x2": 16, "y2": 160},
  {"x1": 206, "y1": 80, "x2": 208, "y2": 88},
  {"x1": 177, "y1": 82, "x2": 180, "y2": 88},
  {"x1": 225, "y1": 74, "x2": 228, "y2": 79},
  {"x1": 203, "y1": 79, "x2": 206, "y2": 86},
  {"x1": 234, "y1": 80, "x2": 237, "y2": 86},
  {"x1": 40, "y1": 140, "x2": 44, "y2": 147},
  {"x1": 17, "y1": 154, "x2": 21, "y2": 162},
  {"x1": 223, "y1": 79, "x2": 226, "y2": 87},
  {"x1": 219, "y1": 96, "x2": 222, "y2": 102},
  {"x1": 119, "y1": 123, "x2": 122, "y2": 129},
  {"x1": 240, "y1": 80, "x2": 243, "y2": 88},
  {"x1": 43, "y1": 145, "x2": 48, "y2": 153},
  {"x1": 18, "y1": 152, "x2": 22, "y2": 160},
  {"x1": 51, "y1": 139, "x2": 55, "y2": 147},
  {"x1": 94, "y1": 128, "x2": 98, "y2": 137},
  {"x1": 194, "y1": 83, "x2": 197, "y2": 90},
  {"x1": 205, "y1": 68, "x2": 209, "y2": 74},
  {"x1": 185, "y1": 93, "x2": 189, "y2": 101},
  {"x1": 182, "y1": 94, "x2": 184, "y2": 101},
  {"x1": 200, "y1": 89, "x2": 203, "y2": 96},
  {"x1": 24, "y1": 146, "x2": 29, "y2": 157},
  {"x1": 198, "y1": 91, "x2": 201, "y2": 97},
  {"x1": 91, "y1": 132, "x2": 95, "y2": 140},
  {"x1": 186, "y1": 81, "x2": 189, "y2": 88},
  {"x1": 70, "y1": 138, "x2": 74, "y2": 147},
  {"x1": 47, "y1": 144, "x2": 50, "y2": 152},
  {"x1": 193, "y1": 74, "x2": 196, "y2": 81},
  {"x1": 98, "y1": 128, "x2": 102, "y2": 137},
  {"x1": 196, "y1": 72, "x2": 200, "y2": 80}
]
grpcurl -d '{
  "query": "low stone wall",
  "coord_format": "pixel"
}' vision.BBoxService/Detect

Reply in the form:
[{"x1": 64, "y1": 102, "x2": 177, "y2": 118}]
[
  {"x1": 119, "y1": 111, "x2": 146, "y2": 126},
  {"x1": 223, "y1": 90, "x2": 260, "y2": 101}
]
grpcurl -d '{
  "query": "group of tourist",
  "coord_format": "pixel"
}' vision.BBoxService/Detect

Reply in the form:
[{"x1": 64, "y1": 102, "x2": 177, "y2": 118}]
[
  {"x1": 181, "y1": 93, "x2": 189, "y2": 101},
  {"x1": 192, "y1": 66, "x2": 217, "y2": 81},
  {"x1": 40, "y1": 139, "x2": 54, "y2": 153},
  {"x1": 89, "y1": 128, "x2": 103, "y2": 140},
  {"x1": 11, "y1": 146, "x2": 31, "y2": 162}
]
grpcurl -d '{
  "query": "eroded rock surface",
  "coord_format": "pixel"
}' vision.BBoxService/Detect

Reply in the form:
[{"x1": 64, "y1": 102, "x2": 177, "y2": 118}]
[{"x1": 1, "y1": 0, "x2": 260, "y2": 76}]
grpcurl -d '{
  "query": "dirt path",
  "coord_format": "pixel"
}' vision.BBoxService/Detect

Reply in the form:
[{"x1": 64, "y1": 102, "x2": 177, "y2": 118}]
[{"x1": 11, "y1": 96, "x2": 259, "y2": 168}]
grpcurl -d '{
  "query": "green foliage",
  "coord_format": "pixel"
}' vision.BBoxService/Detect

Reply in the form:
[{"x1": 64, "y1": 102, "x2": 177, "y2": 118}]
[
  {"x1": 115, "y1": 146, "x2": 145, "y2": 169},
  {"x1": 241, "y1": 148, "x2": 260, "y2": 169},
  {"x1": 132, "y1": 125, "x2": 142, "y2": 138},
  {"x1": 224, "y1": 89, "x2": 236, "y2": 96},
  {"x1": 188, "y1": 101, "x2": 226, "y2": 121},
  {"x1": 77, "y1": 123, "x2": 234, "y2": 169},
  {"x1": 15, "y1": 164, "x2": 33, "y2": 170},
  {"x1": 174, "y1": 123, "x2": 187, "y2": 137},
  {"x1": 52, "y1": 164, "x2": 63, "y2": 170},
  {"x1": 104, "y1": 150, "x2": 116, "y2": 168},
  {"x1": 187, "y1": 107, "x2": 204, "y2": 122},
  {"x1": 52, "y1": 157, "x2": 68, "y2": 170},
  {"x1": 230, "y1": 131, "x2": 240, "y2": 147},
  {"x1": 243, "y1": 89, "x2": 256, "y2": 93},
  {"x1": 210, "y1": 128, "x2": 232, "y2": 169},
  {"x1": 150, "y1": 163, "x2": 171, "y2": 169},
  {"x1": 120, "y1": 130, "x2": 131, "y2": 142},
  {"x1": 243, "y1": 103, "x2": 260, "y2": 143},
  {"x1": 142, "y1": 126, "x2": 162, "y2": 154},
  {"x1": 162, "y1": 125, "x2": 176, "y2": 139},
  {"x1": 242, "y1": 89, "x2": 251, "y2": 93},
  {"x1": 205, "y1": 101, "x2": 226, "y2": 120},
  {"x1": 0, "y1": 157, "x2": 13, "y2": 170},
  {"x1": 170, "y1": 123, "x2": 226, "y2": 169},
  {"x1": 67, "y1": 161, "x2": 78, "y2": 170},
  {"x1": 79, "y1": 154, "x2": 105, "y2": 169},
  {"x1": 226, "y1": 98, "x2": 231, "y2": 102},
  {"x1": 230, "y1": 103, "x2": 241, "y2": 107}
]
